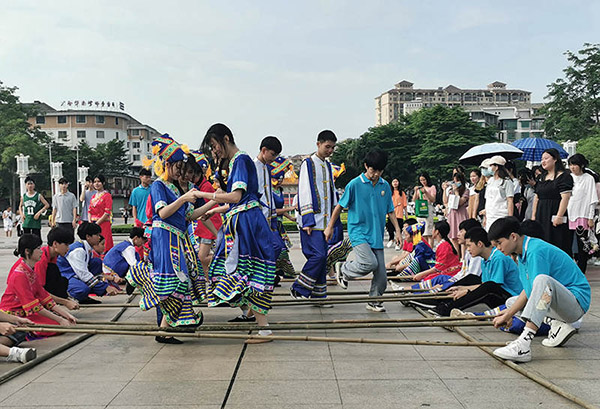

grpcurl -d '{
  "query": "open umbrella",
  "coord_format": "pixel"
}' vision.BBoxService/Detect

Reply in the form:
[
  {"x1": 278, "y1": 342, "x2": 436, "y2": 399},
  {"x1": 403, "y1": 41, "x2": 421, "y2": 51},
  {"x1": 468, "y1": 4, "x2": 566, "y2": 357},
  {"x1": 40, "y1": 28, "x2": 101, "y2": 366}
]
[
  {"x1": 511, "y1": 138, "x2": 569, "y2": 162},
  {"x1": 459, "y1": 143, "x2": 524, "y2": 166}
]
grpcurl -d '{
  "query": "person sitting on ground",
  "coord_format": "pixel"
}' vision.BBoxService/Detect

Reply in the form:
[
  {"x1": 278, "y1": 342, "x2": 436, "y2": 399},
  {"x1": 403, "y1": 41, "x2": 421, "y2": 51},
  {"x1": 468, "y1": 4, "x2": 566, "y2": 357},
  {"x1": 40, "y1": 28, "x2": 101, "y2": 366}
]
[
  {"x1": 0, "y1": 311, "x2": 37, "y2": 363},
  {"x1": 411, "y1": 220, "x2": 461, "y2": 282},
  {"x1": 489, "y1": 217, "x2": 591, "y2": 363},
  {"x1": 386, "y1": 220, "x2": 435, "y2": 277},
  {"x1": 0, "y1": 234, "x2": 77, "y2": 338},
  {"x1": 102, "y1": 227, "x2": 147, "y2": 285},
  {"x1": 385, "y1": 219, "x2": 417, "y2": 271},
  {"x1": 35, "y1": 228, "x2": 79, "y2": 310},
  {"x1": 431, "y1": 227, "x2": 523, "y2": 316},
  {"x1": 57, "y1": 223, "x2": 120, "y2": 304},
  {"x1": 392, "y1": 218, "x2": 483, "y2": 292}
]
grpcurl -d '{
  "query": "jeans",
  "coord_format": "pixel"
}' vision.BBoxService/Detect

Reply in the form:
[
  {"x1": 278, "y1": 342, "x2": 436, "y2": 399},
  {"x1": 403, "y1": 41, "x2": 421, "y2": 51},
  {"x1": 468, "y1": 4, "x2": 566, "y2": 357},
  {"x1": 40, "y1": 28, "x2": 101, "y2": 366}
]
[
  {"x1": 521, "y1": 274, "x2": 585, "y2": 328},
  {"x1": 341, "y1": 243, "x2": 387, "y2": 297}
]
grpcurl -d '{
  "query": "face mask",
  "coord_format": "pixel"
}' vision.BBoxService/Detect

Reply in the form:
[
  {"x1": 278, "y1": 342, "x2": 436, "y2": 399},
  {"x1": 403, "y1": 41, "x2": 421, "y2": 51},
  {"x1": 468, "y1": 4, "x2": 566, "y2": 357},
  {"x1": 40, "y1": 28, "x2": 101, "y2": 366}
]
[
  {"x1": 482, "y1": 168, "x2": 494, "y2": 177},
  {"x1": 455, "y1": 182, "x2": 462, "y2": 187}
]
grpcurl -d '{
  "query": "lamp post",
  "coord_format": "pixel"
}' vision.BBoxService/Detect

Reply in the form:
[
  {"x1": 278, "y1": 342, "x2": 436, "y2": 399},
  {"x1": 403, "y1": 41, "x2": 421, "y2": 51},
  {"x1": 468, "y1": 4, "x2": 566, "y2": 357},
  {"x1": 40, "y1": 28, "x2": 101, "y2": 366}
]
[
  {"x1": 15, "y1": 154, "x2": 30, "y2": 199},
  {"x1": 77, "y1": 166, "x2": 88, "y2": 215},
  {"x1": 50, "y1": 162, "x2": 63, "y2": 197}
]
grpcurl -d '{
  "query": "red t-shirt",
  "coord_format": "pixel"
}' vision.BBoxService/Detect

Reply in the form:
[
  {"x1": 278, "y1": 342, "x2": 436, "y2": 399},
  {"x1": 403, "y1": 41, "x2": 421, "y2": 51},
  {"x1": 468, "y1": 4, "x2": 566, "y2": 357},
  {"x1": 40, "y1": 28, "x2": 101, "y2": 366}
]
[
  {"x1": 422, "y1": 240, "x2": 461, "y2": 281},
  {"x1": 195, "y1": 179, "x2": 223, "y2": 240},
  {"x1": 0, "y1": 258, "x2": 56, "y2": 316}
]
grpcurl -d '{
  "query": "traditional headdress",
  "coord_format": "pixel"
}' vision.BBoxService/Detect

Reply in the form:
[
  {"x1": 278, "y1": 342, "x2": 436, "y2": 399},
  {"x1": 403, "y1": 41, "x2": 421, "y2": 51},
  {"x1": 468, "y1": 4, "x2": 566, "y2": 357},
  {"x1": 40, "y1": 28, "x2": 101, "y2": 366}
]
[
  {"x1": 142, "y1": 134, "x2": 189, "y2": 180},
  {"x1": 188, "y1": 149, "x2": 212, "y2": 179},
  {"x1": 331, "y1": 162, "x2": 346, "y2": 180},
  {"x1": 406, "y1": 221, "x2": 426, "y2": 245},
  {"x1": 270, "y1": 156, "x2": 294, "y2": 184}
]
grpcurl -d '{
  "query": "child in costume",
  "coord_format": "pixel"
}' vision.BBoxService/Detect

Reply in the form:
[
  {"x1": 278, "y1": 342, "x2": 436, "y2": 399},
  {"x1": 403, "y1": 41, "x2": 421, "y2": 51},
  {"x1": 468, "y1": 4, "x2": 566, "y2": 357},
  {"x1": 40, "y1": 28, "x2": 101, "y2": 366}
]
[{"x1": 386, "y1": 221, "x2": 435, "y2": 277}]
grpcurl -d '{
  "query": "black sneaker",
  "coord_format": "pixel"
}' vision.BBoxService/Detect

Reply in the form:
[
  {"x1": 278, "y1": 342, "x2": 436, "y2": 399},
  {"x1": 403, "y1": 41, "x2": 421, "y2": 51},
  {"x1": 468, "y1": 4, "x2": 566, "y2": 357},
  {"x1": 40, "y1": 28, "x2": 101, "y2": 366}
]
[
  {"x1": 155, "y1": 336, "x2": 183, "y2": 344},
  {"x1": 334, "y1": 262, "x2": 348, "y2": 290},
  {"x1": 79, "y1": 296, "x2": 102, "y2": 305},
  {"x1": 126, "y1": 282, "x2": 136, "y2": 295},
  {"x1": 274, "y1": 275, "x2": 282, "y2": 287},
  {"x1": 228, "y1": 315, "x2": 257, "y2": 323},
  {"x1": 290, "y1": 288, "x2": 308, "y2": 300}
]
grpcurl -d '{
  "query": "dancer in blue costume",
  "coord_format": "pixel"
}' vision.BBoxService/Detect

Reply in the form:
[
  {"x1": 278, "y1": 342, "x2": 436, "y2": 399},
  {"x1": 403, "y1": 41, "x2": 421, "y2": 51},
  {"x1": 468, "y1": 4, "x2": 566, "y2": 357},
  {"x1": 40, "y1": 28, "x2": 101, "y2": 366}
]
[
  {"x1": 127, "y1": 135, "x2": 210, "y2": 343},
  {"x1": 198, "y1": 123, "x2": 276, "y2": 342}
]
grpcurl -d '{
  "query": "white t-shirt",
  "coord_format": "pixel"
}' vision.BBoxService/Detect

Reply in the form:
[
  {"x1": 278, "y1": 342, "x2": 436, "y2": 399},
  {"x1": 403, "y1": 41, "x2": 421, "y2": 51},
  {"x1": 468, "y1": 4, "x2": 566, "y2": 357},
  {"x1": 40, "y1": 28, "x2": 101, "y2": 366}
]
[{"x1": 485, "y1": 177, "x2": 514, "y2": 229}]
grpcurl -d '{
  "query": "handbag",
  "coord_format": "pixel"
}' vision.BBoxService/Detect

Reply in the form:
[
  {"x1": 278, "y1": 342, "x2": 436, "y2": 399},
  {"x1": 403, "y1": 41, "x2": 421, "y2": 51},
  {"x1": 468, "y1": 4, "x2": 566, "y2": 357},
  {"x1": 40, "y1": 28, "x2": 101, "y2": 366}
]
[{"x1": 415, "y1": 190, "x2": 429, "y2": 217}]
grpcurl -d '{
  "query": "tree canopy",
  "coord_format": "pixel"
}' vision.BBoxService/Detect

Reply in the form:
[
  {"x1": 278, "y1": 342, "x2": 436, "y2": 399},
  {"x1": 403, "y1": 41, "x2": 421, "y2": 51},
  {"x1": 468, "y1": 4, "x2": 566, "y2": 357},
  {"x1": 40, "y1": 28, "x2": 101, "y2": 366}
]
[{"x1": 331, "y1": 105, "x2": 496, "y2": 189}]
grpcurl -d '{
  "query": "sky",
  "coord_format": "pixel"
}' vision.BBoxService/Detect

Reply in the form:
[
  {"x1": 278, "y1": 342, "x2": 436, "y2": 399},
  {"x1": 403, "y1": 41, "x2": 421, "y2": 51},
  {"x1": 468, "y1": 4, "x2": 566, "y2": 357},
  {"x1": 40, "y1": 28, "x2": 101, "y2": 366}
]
[{"x1": 2, "y1": 0, "x2": 600, "y2": 156}]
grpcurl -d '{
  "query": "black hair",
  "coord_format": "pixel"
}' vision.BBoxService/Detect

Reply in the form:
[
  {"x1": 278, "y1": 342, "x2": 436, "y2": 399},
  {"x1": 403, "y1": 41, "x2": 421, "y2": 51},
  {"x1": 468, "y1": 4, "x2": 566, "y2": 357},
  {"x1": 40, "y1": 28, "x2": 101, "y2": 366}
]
[
  {"x1": 58, "y1": 177, "x2": 68, "y2": 185},
  {"x1": 453, "y1": 165, "x2": 465, "y2": 175},
  {"x1": 77, "y1": 221, "x2": 102, "y2": 240},
  {"x1": 458, "y1": 218, "x2": 481, "y2": 233},
  {"x1": 184, "y1": 158, "x2": 203, "y2": 178},
  {"x1": 317, "y1": 130, "x2": 337, "y2": 143},
  {"x1": 94, "y1": 174, "x2": 106, "y2": 186},
  {"x1": 85, "y1": 176, "x2": 93, "y2": 182},
  {"x1": 47, "y1": 227, "x2": 74, "y2": 246},
  {"x1": 130, "y1": 227, "x2": 146, "y2": 239},
  {"x1": 98, "y1": 234, "x2": 105, "y2": 243},
  {"x1": 505, "y1": 160, "x2": 517, "y2": 177},
  {"x1": 24, "y1": 176, "x2": 35, "y2": 184},
  {"x1": 519, "y1": 219, "x2": 544, "y2": 239},
  {"x1": 139, "y1": 168, "x2": 152, "y2": 177},
  {"x1": 363, "y1": 150, "x2": 388, "y2": 171},
  {"x1": 434, "y1": 220, "x2": 457, "y2": 254},
  {"x1": 493, "y1": 164, "x2": 511, "y2": 179},
  {"x1": 453, "y1": 172, "x2": 467, "y2": 197},
  {"x1": 14, "y1": 233, "x2": 42, "y2": 259},
  {"x1": 201, "y1": 123, "x2": 235, "y2": 156},
  {"x1": 542, "y1": 148, "x2": 566, "y2": 176},
  {"x1": 418, "y1": 171, "x2": 432, "y2": 187},
  {"x1": 404, "y1": 218, "x2": 418, "y2": 226},
  {"x1": 568, "y1": 153, "x2": 588, "y2": 170},
  {"x1": 518, "y1": 168, "x2": 534, "y2": 190},
  {"x1": 464, "y1": 227, "x2": 491, "y2": 247},
  {"x1": 487, "y1": 216, "x2": 520, "y2": 241},
  {"x1": 470, "y1": 168, "x2": 481, "y2": 178},
  {"x1": 260, "y1": 136, "x2": 282, "y2": 155}
]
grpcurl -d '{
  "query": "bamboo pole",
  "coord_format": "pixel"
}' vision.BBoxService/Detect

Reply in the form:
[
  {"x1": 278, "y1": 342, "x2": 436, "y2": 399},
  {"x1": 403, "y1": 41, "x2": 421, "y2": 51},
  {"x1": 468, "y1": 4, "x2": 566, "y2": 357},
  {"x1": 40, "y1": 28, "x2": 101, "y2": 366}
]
[
  {"x1": 279, "y1": 275, "x2": 416, "y2": 283},
  {"x1": 13, "y1": 326, "x2": 507, "y2": 347}
]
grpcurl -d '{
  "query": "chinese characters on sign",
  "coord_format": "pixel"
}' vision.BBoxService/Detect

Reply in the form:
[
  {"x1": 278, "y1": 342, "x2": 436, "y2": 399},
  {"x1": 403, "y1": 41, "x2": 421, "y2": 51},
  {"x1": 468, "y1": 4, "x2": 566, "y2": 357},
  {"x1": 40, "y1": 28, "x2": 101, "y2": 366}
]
[{"x1": 60, "y1": 100, "x2": 126, "y2": 111}]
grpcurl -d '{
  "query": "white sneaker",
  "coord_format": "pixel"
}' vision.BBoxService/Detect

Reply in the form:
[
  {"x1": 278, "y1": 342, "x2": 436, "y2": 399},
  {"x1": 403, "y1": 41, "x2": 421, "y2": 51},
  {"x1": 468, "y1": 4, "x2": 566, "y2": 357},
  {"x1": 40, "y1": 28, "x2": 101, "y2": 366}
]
[
  {"x1": 386, "y1": 240, "x2": 394, "y2": 248},
  {"x1": 334, "y1": 262, "x2": 348, "y2": 290},
  {"x1": 542, "y1": 318, "x2": 576, "y2": 347},
  {"x1": 450, "y1": 308, "x2": 475, "y2": 318},
  {"x1": 6, "y1": 347, "x2": 37, "y2": 363},
  {"x1": 493, "y1": 339, "x2": 532, "y2": 363},
  {"x1": 366, "y1": 302, "x2": 386, "y2": 312},
  {"x1": 389, "y1": 282, "x2": 404, "y2": 291},
  {"x1": 394, "y1": 245, "x2": 401, "y2": 251},
  {"x1": 595, "y1": 259, "x2": 600, "y2": 266}
]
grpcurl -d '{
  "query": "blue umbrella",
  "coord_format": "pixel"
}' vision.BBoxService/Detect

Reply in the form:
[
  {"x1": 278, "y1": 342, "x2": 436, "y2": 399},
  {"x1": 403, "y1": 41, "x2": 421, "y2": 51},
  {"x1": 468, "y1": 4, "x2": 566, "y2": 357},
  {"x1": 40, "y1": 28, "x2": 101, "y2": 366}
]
[{"x1": 511, "y1": 138, "x2": 569, "y2": 162}]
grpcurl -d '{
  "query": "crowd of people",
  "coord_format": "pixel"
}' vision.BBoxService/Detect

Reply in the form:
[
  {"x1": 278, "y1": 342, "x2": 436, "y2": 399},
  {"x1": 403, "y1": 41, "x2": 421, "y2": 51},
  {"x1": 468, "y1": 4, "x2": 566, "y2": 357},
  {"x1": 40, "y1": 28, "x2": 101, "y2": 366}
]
[{"x1": 0, "y1": 128, "x2": 596, "y2": 364}]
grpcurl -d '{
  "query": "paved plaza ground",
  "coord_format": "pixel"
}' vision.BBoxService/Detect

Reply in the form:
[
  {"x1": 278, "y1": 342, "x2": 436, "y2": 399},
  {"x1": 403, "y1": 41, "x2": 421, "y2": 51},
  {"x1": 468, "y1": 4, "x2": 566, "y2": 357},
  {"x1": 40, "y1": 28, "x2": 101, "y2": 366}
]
[{"x1": 0, "y1": 229, "x2": 599, "y2": 408}]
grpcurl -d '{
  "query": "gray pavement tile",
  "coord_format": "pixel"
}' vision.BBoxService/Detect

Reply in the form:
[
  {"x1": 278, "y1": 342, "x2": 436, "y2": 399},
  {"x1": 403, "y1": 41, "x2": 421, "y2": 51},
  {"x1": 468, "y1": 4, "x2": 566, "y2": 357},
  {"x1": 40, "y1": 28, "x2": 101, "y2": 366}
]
[
  {"x1": 134, "y1": 359, "x2": 238, "y2": 381},
  {"x1": 0, "y1": 407, "x2": 106, "y2": 409},
  {"x1": 343, "y1": 404, "x2": 463, "y2": 409},
  {"x1": 226, "y1": 406, "x2": 342, "y2": 409},
  {"x1": 236, "y1": 360, "x2": 336, "y2": 380},
  {"x1": 109, "y1": 406, "x2": 220, "y2": 409},
  {"x1": 243, "y1": 340, "x2": 332, "y2": 361},
  {"x1": 226, "y1": 380, "x2": 341, "y2": 405},
  {"x1": 412, "y1": 343, "x2": 490, "y2": 361},
  {"x1": 337, "y1": 379, "x2": 460, "y2": 407},
  {"x1": 110, "y1": 380, "x2": 229, "y2": 406},
  {"x1": 428, "y1": 359, "x2": 521, "y2": 379},
  {"x1": 527, "y1": 359, "x2": 600, "y2": 379},
  {"x1": 0, "y1": 381, "x2": 127, "y2": 407},
  {"x1": 150, "y1": 341, "x2": 243, "y2": 362},
  {"x1": 443, "y1": 378, "x2": 578, "y2": 408},
  {"x1": 546, "y1": 379, "x2": 600, "y2": 406},
  {"x1": 333, "y1": 359, "x2": 437, "y2": 380},
  {"x1": 35, "y1": 361, "x2": 147, "y2": 382},
  {"x1": 328, "y1": 339, "x2": 422, "y2": 361}
]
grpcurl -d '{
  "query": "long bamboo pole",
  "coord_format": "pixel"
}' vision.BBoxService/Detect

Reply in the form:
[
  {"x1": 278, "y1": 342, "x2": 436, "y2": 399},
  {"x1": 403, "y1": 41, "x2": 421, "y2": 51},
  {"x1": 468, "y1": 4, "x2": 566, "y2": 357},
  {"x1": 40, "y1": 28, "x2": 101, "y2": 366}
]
[
  {"x1": 13, "y1": 326, "x2": 507, "y2": 347},
  {"x1": 279, "y1": 275, "x2": 416, "y2": 283}
]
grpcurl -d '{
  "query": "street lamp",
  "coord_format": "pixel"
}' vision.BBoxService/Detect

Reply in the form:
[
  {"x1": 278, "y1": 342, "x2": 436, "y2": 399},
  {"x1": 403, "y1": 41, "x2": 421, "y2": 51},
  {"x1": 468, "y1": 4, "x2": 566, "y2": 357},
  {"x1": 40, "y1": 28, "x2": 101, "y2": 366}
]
[
  {"x1": 50, "y1": 161, "x2": 63, "y2": 196},
  {"x1": 15, "y1": 154, "x2": 30, "y2": 198}
]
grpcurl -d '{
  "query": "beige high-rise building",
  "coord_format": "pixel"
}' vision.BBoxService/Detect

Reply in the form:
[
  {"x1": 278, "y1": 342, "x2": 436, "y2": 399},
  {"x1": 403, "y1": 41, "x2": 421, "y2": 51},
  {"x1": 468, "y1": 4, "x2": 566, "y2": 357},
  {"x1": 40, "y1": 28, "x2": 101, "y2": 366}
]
[{"x1": 375, "y1": 80, "x2": 532, "y2": 126}]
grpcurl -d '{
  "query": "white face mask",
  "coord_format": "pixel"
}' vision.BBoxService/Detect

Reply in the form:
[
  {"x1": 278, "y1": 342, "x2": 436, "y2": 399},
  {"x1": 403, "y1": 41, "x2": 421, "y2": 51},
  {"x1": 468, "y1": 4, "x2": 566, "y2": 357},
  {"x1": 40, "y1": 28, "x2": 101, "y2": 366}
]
[{"x1": 482, "y1": 168, "x2": 494, "y2": 177}]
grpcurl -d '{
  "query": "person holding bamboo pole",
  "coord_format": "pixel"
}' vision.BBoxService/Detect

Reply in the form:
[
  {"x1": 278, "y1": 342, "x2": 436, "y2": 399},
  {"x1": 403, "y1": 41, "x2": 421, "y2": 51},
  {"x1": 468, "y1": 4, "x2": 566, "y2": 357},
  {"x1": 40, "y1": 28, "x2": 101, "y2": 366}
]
[{"x1": 327, "y1": 150, "x2": 400, "y2": 312}]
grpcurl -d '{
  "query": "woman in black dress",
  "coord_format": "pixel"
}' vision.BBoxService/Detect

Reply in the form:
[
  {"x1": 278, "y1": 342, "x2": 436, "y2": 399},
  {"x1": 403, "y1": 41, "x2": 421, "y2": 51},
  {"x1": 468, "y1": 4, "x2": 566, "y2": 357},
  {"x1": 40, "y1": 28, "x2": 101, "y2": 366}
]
[{"x1": 532, "y1": 148, "x2": 573, "y2": 255}]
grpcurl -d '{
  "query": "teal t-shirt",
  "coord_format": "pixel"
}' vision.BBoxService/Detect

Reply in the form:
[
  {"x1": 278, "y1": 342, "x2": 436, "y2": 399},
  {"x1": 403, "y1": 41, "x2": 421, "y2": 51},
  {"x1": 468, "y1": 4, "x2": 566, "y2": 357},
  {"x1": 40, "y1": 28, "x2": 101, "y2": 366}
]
[
  {"x1": 338, "y1": 174, "x2": 394, "y2": 249},
  {"x1": 518, "y1": 236, "x2": 591, "y2": 312},
  {"x1": 481, "y1": 247, "x2": 523, "y2": 296},
  {"x1": 128, "y1": 185, "x2": 151, "y2": 223}
]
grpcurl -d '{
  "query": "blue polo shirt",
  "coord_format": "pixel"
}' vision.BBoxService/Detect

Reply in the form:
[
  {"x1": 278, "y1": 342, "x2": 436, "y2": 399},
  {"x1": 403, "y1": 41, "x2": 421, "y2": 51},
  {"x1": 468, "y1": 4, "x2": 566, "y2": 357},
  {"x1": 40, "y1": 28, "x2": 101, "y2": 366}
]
[
  {"x1": 128, "y1": 184, "x2": 151, "y2": 223},
  {"x1": 338, "y1": 174, "x2": 394, "y2": 249},
  {"x1": 481, "y1": 247, "x2": 522, "y2": 296},
  {"x1": 518, "y1": 236, "x2": 591, "y2": 312}
]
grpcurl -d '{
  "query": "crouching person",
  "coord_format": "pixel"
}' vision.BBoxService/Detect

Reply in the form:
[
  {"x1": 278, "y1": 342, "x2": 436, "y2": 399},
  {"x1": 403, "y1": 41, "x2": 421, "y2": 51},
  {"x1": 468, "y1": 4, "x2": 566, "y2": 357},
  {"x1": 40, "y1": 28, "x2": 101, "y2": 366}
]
[
  {"x1": 488, "y1": 217, "x2": 591, "y2": 363},
  {"x1": 57, "y1": 222, "x2": 120, "y2": 304},
  {"x1": 102, "y1": 227, "x2": 147, "y2": 284}
]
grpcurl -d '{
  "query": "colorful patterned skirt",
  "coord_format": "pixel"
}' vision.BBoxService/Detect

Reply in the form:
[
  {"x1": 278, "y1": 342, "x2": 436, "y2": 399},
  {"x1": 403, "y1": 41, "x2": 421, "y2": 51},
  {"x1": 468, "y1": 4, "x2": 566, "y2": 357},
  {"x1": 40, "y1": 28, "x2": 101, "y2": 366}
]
[
  {"x1": 126, "y1": 222, "x2": 205, "y2": 327},
  {"x1": 208, "y1": 204, "x2": 276, "y2": 314}
]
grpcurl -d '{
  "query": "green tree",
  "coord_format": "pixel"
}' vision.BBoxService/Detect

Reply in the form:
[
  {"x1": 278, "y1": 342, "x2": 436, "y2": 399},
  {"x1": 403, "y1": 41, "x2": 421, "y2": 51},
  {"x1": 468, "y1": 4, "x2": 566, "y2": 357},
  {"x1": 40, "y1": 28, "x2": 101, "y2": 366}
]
[
  {"x1": 577, "y1": 135, "x2": 600, "y2": 173},
  {"x1": 543, "y1": 43, "x2": 600, "y2": 141}
]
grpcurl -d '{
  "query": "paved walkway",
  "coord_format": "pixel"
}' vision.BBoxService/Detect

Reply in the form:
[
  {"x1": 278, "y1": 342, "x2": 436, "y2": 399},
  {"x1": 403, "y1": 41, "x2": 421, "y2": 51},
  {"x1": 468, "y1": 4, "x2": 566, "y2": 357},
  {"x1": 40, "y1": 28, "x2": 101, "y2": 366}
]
[{"x1": 0, "y1": 233, "x2": 599, "y2": 408}]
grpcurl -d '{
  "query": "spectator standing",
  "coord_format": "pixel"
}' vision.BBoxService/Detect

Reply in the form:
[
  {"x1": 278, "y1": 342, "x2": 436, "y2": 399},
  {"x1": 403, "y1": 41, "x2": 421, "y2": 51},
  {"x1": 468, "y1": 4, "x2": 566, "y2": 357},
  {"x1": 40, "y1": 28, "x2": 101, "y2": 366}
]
[
  {"x1": 386, "y1": 178, "x2": 407, "y2": 249},
  {"x1": 80, "y1": 176, "x2": 96, "y2": 222},
  {"x1": 129, "y1": 168, "x2": 152, "y2": 227},
  {"x1": 19, "y1": 176, "x2": 49, "y2": 238},
  {"x1": 89, "y1": 175, "x2": 114, "y2": 251},
  {"x1": 483, "y1": 156, "x2": 514, "y2": 230},
  {"x1": 467, "y1": 169, "x2": 481, "y2": 219},
  {"x1": 517, "y1": 169, "x2": 536, "y2": 221},
  {"x1": 532, "y1": 148, "x2": 573, "y2": 256},
  {"x1": 413, "y1": 171, "x2": 437, "y2": 247},
  {"x1": 51, "y1": 178, "x2": 78, "y2": 234},
  {"x1": 445, "y1": 172, "x2": 469, "y2": 255},
  {"x1": 3, "y1": 206, "x2": 13, "y2": 237}
]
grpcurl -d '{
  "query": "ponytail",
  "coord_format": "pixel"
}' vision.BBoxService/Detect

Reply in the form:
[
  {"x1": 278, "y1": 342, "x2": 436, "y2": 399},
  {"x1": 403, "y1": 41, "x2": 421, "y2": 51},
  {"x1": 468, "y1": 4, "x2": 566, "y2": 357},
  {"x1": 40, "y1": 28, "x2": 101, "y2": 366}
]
[{"x1": 434, "y1": 220, "x2": 457, "y2": 255}]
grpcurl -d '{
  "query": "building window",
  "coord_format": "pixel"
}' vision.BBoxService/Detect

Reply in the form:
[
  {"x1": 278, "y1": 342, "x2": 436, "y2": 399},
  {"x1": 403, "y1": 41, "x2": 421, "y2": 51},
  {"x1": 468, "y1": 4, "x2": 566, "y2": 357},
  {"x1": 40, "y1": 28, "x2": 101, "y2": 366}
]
[
  {"x1": 132, "y1": 129, "x2": 140, "y2": 136},
  {"x1": 127, "y1": 142, "x2": 130, "y2": 148},
  {"x1": 36, "y1": 116, "x2": 45, "y2": 124},
  {"x1": 116, "y1": 131, "x2": 119, "y2": 139},
  {"x1": 96, "y1": 130, "x2": 105, "y2": 139},
  {"x1": 147, "y1": 143, "x2": 150, "y2": 151},
  {"x1": 76, "y1": 115, "x2": 86, "y2": 123},
  {"x1": 114, "y1": 178, "x2": 123, "y2": 190},
  {"x1": 58, "y1": 131, "x2": 68, "y2": 139},
  {"x1": 115, "y1": 117, "x2": 119, "y2": 125},
  {"x1": 132, "y1": 142, "x2": 140, "y2": 149},
  {"x1": 520, "y1": 120, "x2": 531, "y2": 129},
  {"x1": 57, "y1": 116, "x2": 67, "y2": 124},
  {"x1": 77, "y1": 130, "x2": 86, "y2": 138},
  {"x1": 96, "y1": 115, "x2": 105, "y2": 124},
  {"x1": 133, "y1": 155, "x2": 140, "y2": 161}
]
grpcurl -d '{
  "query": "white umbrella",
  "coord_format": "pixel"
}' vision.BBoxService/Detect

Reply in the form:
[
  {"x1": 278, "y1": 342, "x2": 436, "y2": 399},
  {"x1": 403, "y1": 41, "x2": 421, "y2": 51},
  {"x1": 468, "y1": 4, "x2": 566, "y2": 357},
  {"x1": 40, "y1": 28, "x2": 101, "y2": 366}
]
[{"x1": 459, "y1": 143, "x2": 524, "y2": 165}]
